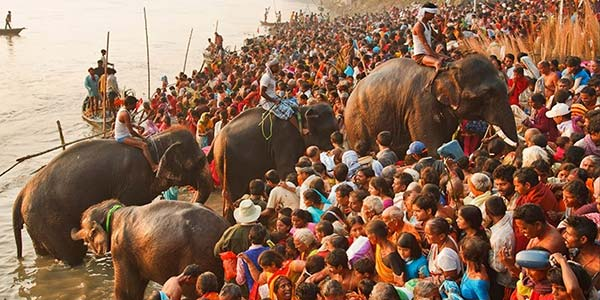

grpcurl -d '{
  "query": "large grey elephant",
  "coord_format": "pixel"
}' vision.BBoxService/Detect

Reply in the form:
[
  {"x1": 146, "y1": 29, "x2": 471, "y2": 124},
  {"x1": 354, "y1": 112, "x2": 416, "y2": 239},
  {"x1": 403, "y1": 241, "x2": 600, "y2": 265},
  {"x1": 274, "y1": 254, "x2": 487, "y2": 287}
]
[
  {"x1": 71, "y1": 199, "x2": 228, "y2": 300},
  {"x1": 210, "y1": 103, "x2": 337, "y2": 215},
  {"x1": 13, "y1": 126, "x2": 212, "y2": 266},
  {"x1": 344, "y1": 53, "x2": 518, "y2": 156}
]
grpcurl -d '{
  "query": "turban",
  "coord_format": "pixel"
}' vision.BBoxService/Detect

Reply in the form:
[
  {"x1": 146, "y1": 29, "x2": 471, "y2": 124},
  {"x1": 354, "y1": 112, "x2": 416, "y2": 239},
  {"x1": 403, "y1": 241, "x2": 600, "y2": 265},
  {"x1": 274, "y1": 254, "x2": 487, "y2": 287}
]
[{"x1": 417, "y1": 7, "x2": 438, "y2": 19}]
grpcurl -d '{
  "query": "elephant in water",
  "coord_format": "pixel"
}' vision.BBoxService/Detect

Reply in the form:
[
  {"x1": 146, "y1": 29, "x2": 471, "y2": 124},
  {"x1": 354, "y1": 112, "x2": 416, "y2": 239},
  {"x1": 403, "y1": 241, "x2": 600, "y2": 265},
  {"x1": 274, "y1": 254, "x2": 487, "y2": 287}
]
[
  {"x1": 210, "y1": 103, "x2": 337, "y2": 216},
  {"x1": 71, "y1": 199, "x2": 228, "y2": 300},
  {"x1": 344, "y1": 53, "x2": 518, "y2": 157},
  {"x1": 13, "y1": 126, "x2": 213, "y2": 266}
]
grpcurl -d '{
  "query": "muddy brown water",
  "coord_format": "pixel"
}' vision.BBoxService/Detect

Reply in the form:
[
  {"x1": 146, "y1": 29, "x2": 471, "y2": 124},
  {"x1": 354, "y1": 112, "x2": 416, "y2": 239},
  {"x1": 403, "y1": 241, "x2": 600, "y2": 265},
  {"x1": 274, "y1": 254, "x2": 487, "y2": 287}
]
[{"x1": 0, "y1": 0, "x2": 314, "y2": 298}]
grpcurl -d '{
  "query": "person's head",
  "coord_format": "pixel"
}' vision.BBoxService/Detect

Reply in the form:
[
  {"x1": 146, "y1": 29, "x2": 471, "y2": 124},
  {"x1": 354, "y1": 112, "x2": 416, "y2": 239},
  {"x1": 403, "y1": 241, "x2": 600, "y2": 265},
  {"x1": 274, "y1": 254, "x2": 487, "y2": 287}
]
[
  {"x1": 562, "y1": 215, "x2": 598, "y2": 249},
  {"x1": 333, "y1": 163, "x2": 349, "y2": 182},
  {"x1": 291, "y1": 209, "x2": 312, "y2": 228},
  {"x1": 393, "y1": 172, "x2": 414, "y2": 194},
  {"x1": 335, "y1": 184, "x2": 353, "y2": 207},
  {"x1": 514, "y1": 66, "x2": 525, "y2": 79},
  {"x1": 369, "y1": 282, "x2": 401, "y2": 300},
  {"x1": 293, "y1": 228, "x2": 317, "y2": 253},
  {"x1": 580, "y1": 155, "x2": 600, "y2": 177},
  {"x1": 348, "y1": 216, "x2": 366, "y2": 239},
  {"x1": 330, "y1": 131, "x2": 343, "y2": 147},
  {"x1": 588, "y1": 116, "x2": 600, "y2": 145},
  {"x1": 265, "y1": 169, "x2": 281, "y2": 186},
  {"x1": 504, "y1": 53, "x2": 515, "y2": 68},
  {"x1": 513, "y1": 167, "x2": 539, "y2": 195},
  {"x1": 381, "y1": 206, "x2": 405, "y2": 232},
  {"x1": 180, "y1": 264, "x2": 202, "y2": 284},
  {"x1": 354, "y1": 166, "x2": 375, "y2": 187},
  {"x1": 531, "y1": 159, "x2": 552, "y2": 183},
  {"x1": 460, "y1": 236, "x2": 490, "y2": 273},
  {"x1": 357, "y1": 279, "x2": 376, "y2": 298},
  {"x1": 304, "y1": 253, "x2": 326, "y2": 277},
  {"x1": 528, "y1": 93, "x2": 546, "y2": 109},
  {"x1": 562, "y1": 180, "x2": 590, "y2": 209},
  {"x1": 412, "y1": 195, "x2": 437, "y2": 222},
  {"x1": 537, "y1": 60, "x2": 551, "y2": 74},
  {"x1": 579, "y1": 86, "x2": 597, "y2": 108},
  {"x1": 361, "y1": 196, "x2": 383, "y2": 222},
  {"x1": 352, "y1": 257, "x2": 376, "y2": 280},
  {"x1": 424, "y1": 217, "x2": 450, "y2": 245},
  {"x1": 349, "y1": 190, "x2": 368, "y2": 213},
  {"x1": 396, "y1": 232, "x2": 422, "y2": 261},
  {"x1": 295, "y1": 282, "x2": 318, "y2": 300},
  {"x1": 566, "y1": 56, "x2": 582, "y2": 73},
  {"x1": 219, "y1": 283, "x2": 242, "y2": 300},
  {"x1": 124, "y1": 95, "x2": 138, "y2": 110},
  {"x1": 557, "y1": 163, "x2": 577, "y2": 182},
  {"x1": 320, "y1": 279, "x2": 345, "y2": 300},
  {"x1": 407, "y1": 141, "x2": 428, "y2": 159},
  {"x1": 457, "y1": 205, "x2": 483, "y2": 232},
  {"x1": 557, "y1": 77, "x2": 573, "y2": 91},
  {"x1": 303, "y1": 189, "x2": 322, "y2": 209},
  {"x1": 493, "y1": 164, "x2": 516, "y2": 198},
  {"x1": 276, "y1": 216, "x2": 292, "y2": 234},
  {"x1": 376, "y1": 131, "x2": 393, "y2": 148},
  {"x1": 306, "y1": 145, "x2": 321, "y2": 162},
  {"x1": 485, "y1": 195, "x2": 507, "y2": 220},
  {"x1": 368, "y1": 177, "x2": 393, "y2": 198},
  {"x1": 315, "y1": 220, "x2": 334, "y2": 242},
  {"x1": 258, "y1": 250, "x2": 285, "y2": 272},
  {"x1": 365, "y1": 219, "x2": 388, "y2": 245},
  {"x1": 567, "y1": 168, "x2": 589, "y2": 182},
  {"x1": 548, "y1": 260, "x2": 593, "y2": 300},
  {"x1": 196, "y1": 271, "x2": 219, "y2": 296},
  {"x1": 413, "y1": 281, "x2": 441, "y2": 300},
  {"x1": 270, "y1": 275, "x2": 293, "y2": 300},
  {"x1": 249, "y1": 179, "x2": 265, "y2": 196},
  {"x1": 468, "y1": 173, "x2": 492, "y2": 196},
  {"x1": 419, "y1": 167, "x2": 440, "y2": 186},
  {"x1": 513, "y1": 204, "x2": 547, "y2": 239},
  {"x1": 325, "y1": 248, "x2": 349, "y2": 275},
  {"x1": 249, "y1": 224, "x2": 268, "y2": 245}
]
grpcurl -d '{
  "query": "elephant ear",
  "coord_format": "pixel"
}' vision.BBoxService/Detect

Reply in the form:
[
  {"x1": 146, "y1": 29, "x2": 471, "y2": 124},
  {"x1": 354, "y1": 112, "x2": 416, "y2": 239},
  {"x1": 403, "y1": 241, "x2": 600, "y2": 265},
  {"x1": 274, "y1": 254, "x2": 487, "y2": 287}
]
[
  {"x1": 157, "y1": 142, "x2": 184, "y2": 182},
  {"x1": 432, "y1": 68, "x2": 462, "y2": 111}
]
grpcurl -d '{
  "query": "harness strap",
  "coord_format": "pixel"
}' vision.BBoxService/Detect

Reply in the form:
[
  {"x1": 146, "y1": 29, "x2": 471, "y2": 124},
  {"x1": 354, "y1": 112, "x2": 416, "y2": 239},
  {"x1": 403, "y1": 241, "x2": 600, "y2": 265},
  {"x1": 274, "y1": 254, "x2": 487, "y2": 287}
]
[{"x1": 105, "y1": 204, "x2": 123, "y2": 235}]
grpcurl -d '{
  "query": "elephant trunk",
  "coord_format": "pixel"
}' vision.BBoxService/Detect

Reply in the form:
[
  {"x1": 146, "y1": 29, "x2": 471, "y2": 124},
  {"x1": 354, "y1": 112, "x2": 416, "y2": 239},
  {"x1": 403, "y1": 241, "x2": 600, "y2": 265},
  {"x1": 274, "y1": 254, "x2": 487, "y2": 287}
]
[
  {"x1": 485, "y1": 104, "x2": 519, "y2": 147},
  {"x1": 192, "y1": 164, "x2": 213, "y2": 204}
]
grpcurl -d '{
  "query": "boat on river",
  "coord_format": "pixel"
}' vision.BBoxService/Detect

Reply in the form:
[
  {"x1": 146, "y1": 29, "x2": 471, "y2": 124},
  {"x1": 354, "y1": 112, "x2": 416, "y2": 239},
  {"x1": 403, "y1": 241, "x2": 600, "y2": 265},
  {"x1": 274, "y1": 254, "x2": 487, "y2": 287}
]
[
  {"x1": 259, "y1": 20, "x2": 282, "y2": 26},
  {"x1": 0, "y1": 27, "x2": 25, "y2": 36},
  {"x1": 81, "y1": 96, "x2": 115, "y2": 127}
]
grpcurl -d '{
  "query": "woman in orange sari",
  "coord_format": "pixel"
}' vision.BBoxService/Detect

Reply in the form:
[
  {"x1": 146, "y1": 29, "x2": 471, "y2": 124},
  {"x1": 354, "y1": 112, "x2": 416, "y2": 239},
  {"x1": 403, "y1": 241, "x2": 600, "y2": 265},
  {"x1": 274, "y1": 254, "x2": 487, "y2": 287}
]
[{"x1": 365, "y1": 220, "x2": 406, "y2": 285}]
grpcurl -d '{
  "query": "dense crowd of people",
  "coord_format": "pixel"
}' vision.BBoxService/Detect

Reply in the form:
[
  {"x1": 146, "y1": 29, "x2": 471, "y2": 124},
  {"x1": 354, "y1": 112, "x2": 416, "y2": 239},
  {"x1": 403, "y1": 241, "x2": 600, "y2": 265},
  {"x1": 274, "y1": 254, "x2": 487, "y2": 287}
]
[{"x1": 91, "y1": 1, "x2": 600, "y2": 299}]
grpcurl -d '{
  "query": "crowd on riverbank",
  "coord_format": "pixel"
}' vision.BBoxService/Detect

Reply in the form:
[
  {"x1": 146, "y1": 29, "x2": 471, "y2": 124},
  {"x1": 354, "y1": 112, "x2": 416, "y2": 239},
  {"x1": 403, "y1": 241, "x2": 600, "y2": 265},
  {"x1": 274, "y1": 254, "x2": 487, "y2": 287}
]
[{"x1": 82, "y1": 1, "x2": 600, "y2": 300}]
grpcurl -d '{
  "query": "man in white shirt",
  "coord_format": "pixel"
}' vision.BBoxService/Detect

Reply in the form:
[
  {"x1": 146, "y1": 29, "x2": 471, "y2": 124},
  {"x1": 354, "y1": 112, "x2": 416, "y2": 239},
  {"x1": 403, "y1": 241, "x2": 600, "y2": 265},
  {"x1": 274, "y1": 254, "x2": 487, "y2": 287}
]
[
  {"x1": 545, "y1": 103, "x2": 574, "y2": 137},
  {"x1": 485, "y1": 196, "x2": 516, "y2": 296},
  {"x1": 261, "y1": 169, "x2": 299, "y2": 221},
  {"x1": 328, "y1": 164, "x2": 357, "y2": 204}
]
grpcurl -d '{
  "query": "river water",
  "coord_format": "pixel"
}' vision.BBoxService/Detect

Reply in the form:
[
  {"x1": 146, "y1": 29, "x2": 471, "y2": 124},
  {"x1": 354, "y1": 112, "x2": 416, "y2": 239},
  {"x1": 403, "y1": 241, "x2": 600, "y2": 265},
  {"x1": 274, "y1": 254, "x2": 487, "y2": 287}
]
[{"x1": 0, "y1": 0, "x2": 315, "y2": 298}]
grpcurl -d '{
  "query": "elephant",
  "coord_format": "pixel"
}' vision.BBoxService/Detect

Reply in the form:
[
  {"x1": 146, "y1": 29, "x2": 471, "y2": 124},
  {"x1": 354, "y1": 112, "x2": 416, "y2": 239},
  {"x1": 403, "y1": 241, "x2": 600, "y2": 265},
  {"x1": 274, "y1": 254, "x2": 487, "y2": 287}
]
[
  {"x1": 13, "y1": 126, "x2": 213, "y2": 266},
  {"x1": 210, "y1": 103, "x2": 337, "y2": 215},
  {"x1": 344, "y1": 53, "x2": 519, "y2": 157},
  {"x1": 71, "y1": 199, "x2": 228, "y2": 300}
]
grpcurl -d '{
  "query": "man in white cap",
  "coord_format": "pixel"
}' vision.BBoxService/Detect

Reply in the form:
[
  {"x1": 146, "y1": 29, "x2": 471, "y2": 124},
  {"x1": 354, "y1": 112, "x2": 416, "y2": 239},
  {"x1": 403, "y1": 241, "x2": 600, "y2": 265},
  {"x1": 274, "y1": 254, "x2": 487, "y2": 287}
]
[
  {"x1": 260, "y1": 58, "x2": 301, "y2": 130},
  {"x1": 411, "y1": 2, "x2": 447, "y2": 71},
  {"x1": 214, "y1": 199, "x2": 263, "y2": 256},
  {"x1": 545, "y1": 103, "x2": 574, "y2": 138}
]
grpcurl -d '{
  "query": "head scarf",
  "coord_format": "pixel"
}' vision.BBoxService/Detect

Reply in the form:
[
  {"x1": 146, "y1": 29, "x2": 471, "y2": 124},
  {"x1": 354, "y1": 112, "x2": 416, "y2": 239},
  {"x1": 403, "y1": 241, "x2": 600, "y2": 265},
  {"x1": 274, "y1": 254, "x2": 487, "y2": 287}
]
[
  {"x1": 268, "y1": 274, "x2": 293, "y2": 300},
  {"x1": 199, "y1": 112, "x2": 211, "y2": 125},
  {"x1": 417, "y1": 7, "x2": 438, "y2": 19},
  {"x1": 342, "y1": 150, "x2": 360, "y2": 179},
  {"x1": 266, "y1": 58, "x2": 279, "y2": 78}
]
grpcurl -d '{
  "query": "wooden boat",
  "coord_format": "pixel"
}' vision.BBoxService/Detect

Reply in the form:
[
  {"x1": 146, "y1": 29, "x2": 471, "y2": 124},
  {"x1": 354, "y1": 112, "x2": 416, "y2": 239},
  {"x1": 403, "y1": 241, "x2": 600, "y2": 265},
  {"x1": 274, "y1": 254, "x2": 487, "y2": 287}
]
[
  {"x1": 0, "y1": 27, "x2": 25, "y2": 36},
  {"x1": 259, "y1": 20, "x2": 280, "y2": 26},
  {"x1": 81, "y1": 96, "x2": 115, "y2": 127}
]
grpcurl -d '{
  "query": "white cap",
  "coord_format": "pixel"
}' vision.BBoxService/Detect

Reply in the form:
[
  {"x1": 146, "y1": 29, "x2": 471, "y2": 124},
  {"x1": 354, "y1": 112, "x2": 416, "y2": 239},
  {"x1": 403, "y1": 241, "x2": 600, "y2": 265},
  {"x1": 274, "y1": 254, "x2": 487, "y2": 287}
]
[{"x1": 545, "y1": 103, "x2": 570, "y2": 118}]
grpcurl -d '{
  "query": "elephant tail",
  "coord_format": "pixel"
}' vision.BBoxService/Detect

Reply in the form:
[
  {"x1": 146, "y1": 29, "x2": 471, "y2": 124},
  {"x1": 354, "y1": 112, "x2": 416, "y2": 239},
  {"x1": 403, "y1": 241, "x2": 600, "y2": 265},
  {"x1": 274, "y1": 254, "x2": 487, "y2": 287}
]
[{"x1": 12, "y1": 191, "x2": 24, "y2": 259}]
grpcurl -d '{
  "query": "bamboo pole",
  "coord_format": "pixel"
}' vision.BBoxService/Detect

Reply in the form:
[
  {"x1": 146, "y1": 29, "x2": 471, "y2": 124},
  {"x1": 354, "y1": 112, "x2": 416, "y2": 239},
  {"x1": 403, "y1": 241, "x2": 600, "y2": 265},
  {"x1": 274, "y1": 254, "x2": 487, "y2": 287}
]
[
  {"x1": 56, "y1": 120, "x2": 66, "y2": 150},
  {"x1": 183, "y1": 28, "x2": 193, "y2": 73},
  {"x1": 103, "y1": 31, "x2": 110, "y2": 137},
  {"x1": 144, "y1": 7, "x2": 151, "y2": 102}
]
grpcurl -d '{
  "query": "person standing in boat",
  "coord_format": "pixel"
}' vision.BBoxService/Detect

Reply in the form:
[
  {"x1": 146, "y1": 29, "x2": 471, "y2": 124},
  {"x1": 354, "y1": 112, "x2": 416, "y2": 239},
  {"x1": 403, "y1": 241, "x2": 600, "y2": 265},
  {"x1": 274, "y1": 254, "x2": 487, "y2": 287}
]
[
  {"x1": 5, "y1": 11, "x2": 11, "y2": 29},
  {"x1": 115, "y1": 96, "x2": 158, "y2": 172},
  {"x1": 84, "y1": 67, "x2": 100, "y2": 115}
]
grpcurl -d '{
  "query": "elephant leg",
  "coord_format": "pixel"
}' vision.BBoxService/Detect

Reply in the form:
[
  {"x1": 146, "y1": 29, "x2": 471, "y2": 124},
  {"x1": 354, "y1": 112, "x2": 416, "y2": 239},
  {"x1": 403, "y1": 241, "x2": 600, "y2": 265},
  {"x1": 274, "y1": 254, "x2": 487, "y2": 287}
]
[
  {"x1": 27, "y1": 214, "x2": 87, "y2": 265},
  {"x1": 46, "y1": 234, "x2": 87, "y2": 266},
  {"x1": 114, "y1": 261, "x2": 148, "y2": 300},
  {"x1": 25, "y1": 227, "x2": 50, "y2": 256}
]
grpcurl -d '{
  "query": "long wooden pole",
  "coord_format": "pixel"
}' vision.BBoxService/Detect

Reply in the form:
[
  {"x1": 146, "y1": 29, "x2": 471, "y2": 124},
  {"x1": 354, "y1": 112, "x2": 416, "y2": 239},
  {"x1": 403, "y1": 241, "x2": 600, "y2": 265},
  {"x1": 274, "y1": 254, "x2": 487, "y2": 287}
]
[
  {"x1": 144, "y1": 7, "x2": 151, "y2": 101},
  {"x1": 103, "y1": 31, "x2": 110, "y2": 136},
  {"x1": 56, "y1": 120, "x2": 66, "y2": 150},
  {"x1": 183, "y1": 28, "x2": 193, "y2": 73}
]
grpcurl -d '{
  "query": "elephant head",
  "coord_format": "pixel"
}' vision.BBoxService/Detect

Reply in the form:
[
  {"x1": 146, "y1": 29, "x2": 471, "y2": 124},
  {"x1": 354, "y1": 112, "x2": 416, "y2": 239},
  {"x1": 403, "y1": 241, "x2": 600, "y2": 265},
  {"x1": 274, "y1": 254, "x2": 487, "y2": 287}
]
[
  {"x1": 152, "y1": 127, "x2": 213, "y2": 203},
  {"x1": 432, "y1": 54, "x2": 519, "y2": 145},
  {"x1": 71, "y1": 199, "x2": 123, "y2": 257},
  {"x1": 301, "y1": 103, "x2": 338, "y2": 150}
]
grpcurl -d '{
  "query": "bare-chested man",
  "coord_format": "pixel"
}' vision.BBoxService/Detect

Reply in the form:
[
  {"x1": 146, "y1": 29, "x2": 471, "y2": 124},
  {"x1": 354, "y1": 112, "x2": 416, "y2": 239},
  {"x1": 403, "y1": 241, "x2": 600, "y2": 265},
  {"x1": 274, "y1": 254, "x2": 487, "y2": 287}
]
[
  {"x1": 161, "y1": 264, "x2": 202, "y2": 300},
  {"x1": 537, "y1": 60, "x2": 559, "y2": 99}
]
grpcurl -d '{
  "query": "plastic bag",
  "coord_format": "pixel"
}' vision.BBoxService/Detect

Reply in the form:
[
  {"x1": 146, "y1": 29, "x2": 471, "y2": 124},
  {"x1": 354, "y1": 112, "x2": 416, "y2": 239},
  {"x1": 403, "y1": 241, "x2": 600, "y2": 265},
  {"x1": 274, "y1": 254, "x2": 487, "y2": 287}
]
[{"x1": 219, "y1": 251, "x2": 237, "y2": 281}]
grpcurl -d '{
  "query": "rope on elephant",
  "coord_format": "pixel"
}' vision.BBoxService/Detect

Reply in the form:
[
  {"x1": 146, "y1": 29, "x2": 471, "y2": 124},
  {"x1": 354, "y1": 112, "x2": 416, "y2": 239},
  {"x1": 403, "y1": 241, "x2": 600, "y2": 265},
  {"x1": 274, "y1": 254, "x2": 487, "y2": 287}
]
[
  {"x1": 0, "y1": 130, "x2": 111, "y2": 178},
  {"x1": 259, "y1": 109, "x2": 274, "y2": 140}
]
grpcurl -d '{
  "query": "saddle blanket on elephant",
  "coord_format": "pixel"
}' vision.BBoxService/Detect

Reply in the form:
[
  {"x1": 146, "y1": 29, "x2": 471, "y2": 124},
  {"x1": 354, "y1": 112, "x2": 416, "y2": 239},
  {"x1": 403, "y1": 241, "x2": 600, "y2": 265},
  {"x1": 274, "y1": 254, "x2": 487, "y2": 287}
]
[{"x1": 259, "y1": 97, "x2": 298, "y2": 120}]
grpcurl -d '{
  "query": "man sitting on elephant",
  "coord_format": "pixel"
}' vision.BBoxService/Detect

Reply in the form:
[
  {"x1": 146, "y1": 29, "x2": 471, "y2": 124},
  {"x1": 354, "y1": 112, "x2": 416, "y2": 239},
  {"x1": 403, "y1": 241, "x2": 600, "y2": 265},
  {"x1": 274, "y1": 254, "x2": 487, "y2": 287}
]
[
  {"x1": 260, "y1": 58, "x2": 301, "y2": 131},
  {"x1": 411, "y1": 2, "x2": 448, "y2": 71},
  {"x1": 115, "y1": 96, "x2": 158, "y2": 171}
]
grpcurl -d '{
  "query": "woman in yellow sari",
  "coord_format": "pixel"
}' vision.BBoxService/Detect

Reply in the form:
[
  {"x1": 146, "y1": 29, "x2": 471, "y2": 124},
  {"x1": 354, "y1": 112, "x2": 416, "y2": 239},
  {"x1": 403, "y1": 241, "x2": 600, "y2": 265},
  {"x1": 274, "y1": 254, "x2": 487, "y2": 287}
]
[
  {"x1": 268, "y1": 275, "x2": 294, "y2": 300},
  {"x1": 365, "y1": 220, "x2": 406, "y2": 285}
]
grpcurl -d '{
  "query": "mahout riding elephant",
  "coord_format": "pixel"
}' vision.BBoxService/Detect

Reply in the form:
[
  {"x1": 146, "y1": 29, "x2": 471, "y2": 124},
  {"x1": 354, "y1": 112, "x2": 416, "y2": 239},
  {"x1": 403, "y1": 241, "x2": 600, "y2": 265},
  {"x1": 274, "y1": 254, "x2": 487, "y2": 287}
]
[
  {"x1": 210, "y1": 103, "x2": 337, "y2": 215},
  {"x1": 71, "y1": 199, "x2": 227, "y2": 300},
  {"x1": 13, "y1": 126, "x2": 213, "y2": 266},
  {"x1": 344, "y1": 53, "x2": 518, "y2": 157}
]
